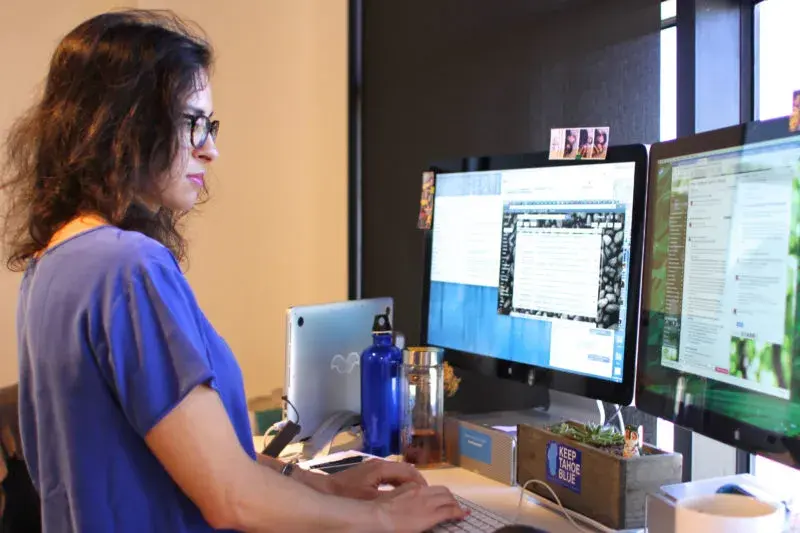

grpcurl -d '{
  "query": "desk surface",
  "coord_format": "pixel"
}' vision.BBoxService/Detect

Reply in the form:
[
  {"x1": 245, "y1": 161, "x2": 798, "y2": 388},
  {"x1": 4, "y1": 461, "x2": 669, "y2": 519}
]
[
  {"x1": 421, "y1": 466, "x2": 584, "y2": 533},
  {"x1": 256, "y1": 437, "x2": 587, "y2": 532}
]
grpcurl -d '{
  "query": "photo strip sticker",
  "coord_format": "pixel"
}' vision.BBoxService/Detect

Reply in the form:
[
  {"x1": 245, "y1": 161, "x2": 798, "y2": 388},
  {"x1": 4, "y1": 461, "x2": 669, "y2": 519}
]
[
  {"x1": 549, "y1": 128, "x2": 578, "y2": 160},
  {"x1": 549, "y1": 127, "x2": 610, "y2": 160},
  {"x1": 417, "y1": 171, "x2": 436, "y2": 230},
  {"x1": 588, "y1": 127, "x2": 609, "y2": 160},
  {"x1": 790, "y1": 89, "x2": 800, "y2": 132}
]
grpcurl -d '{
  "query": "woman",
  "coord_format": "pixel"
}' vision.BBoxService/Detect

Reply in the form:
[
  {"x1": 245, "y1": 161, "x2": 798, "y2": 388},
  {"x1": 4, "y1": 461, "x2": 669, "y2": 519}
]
[
  {"x1": 790, "y1": 91, "x2": 800, "y2": 132},
  {"x1": 592, "y1": 129, "x2": 608, "y2": 159},
  {"x1": 1, "y1": 10, "x2": 465, "y2": 532},
  {"x1": 578, "y1": 128, "x2": 593, "y2": 159},
  {"x1": 562, "y1": 129, "x2": 577, "y2": 158}
]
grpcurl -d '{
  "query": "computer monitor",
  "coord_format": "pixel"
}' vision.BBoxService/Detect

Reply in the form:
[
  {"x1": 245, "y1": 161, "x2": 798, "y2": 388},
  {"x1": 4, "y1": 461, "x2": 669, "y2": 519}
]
[
  {"x1": 636, "y1": 116, "x2": 800, "y2": 468},
  {"x1": 421, "y1": 145, "x2": 648, "y2": 406}
]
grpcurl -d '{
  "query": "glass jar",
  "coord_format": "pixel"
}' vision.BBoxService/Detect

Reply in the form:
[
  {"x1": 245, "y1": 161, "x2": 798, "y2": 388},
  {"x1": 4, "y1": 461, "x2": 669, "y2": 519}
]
[{"x1": 400, "y1": 347, "x2": 445, "y2": 468}]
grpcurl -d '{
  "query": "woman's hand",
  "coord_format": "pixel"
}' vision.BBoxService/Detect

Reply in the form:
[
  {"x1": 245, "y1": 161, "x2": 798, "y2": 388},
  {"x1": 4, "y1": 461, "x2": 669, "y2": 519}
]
[
  {"x1": 321, "y1": 460, "x2": 429, "y2": 500},
  {"x1": 373, "y1": 483, "x2": 468, "y2": 532}
]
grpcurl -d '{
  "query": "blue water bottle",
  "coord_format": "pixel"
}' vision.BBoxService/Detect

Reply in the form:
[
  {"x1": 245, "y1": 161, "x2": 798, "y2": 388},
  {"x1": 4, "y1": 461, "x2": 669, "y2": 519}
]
[{"x1": 360, "y1": 313, "x2": 402, "y2": 456}]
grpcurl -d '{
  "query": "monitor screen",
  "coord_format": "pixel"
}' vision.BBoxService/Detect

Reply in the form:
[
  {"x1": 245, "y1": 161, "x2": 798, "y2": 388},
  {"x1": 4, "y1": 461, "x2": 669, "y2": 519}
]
[
  {"x1": 426, "y1": 160, "x2": 638, "y2": 384},
  {"x1": 637, "y1": 118, "x2": 800, "y2": 465}
]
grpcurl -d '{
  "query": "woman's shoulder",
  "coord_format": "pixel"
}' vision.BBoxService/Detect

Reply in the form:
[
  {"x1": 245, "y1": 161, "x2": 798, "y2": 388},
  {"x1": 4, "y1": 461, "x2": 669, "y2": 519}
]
[
  {"x1": 99, "y1": 227, "x2": 176, "y2": 265},
  {"x1": 21, "y1": 227, "x2": 190, "y2": 317},
  {"x1": 97, "y1": 228, "x2": 185, "y2": 283},
  {"x1": 38, "y1": 226, "x2": 181, "y2": 281}
]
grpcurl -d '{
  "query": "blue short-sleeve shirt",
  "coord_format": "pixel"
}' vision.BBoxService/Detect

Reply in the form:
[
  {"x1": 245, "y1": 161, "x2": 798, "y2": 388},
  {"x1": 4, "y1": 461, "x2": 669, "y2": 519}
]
[{"x1": 17, "y1": 226, "x2": 256, "y2": 532}]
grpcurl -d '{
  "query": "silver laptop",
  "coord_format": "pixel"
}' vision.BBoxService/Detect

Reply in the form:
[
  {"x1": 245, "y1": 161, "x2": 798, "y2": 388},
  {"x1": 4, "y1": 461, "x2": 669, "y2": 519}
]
[{"x1": 285, "y1": 298, "x2": 394, "y2": 441}]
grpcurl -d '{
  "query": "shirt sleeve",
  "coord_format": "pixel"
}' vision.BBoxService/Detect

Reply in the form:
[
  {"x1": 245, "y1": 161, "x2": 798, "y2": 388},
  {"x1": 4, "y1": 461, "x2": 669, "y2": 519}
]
[{"x1": 100, "y1": 246, "x2": 217, "y2": 438}]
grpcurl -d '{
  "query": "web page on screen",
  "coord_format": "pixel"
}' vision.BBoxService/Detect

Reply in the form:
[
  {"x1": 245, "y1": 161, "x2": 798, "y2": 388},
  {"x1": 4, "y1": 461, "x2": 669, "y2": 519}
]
[
  {"x1": 427, "y1": 162, "x2": 636, "y2": 382},
  {"x1": 657, "y1": 138, "x2": 800, "y2": 400}
]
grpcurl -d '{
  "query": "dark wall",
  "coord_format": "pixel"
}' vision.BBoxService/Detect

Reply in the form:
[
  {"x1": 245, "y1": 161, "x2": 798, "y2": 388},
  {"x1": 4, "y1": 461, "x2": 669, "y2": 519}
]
[{"x1": 360, "y1": 0, "x2": 661, "y2": 412}]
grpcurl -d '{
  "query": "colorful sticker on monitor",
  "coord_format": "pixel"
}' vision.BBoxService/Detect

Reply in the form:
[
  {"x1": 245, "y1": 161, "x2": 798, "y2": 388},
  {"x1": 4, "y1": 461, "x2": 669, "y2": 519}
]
[
  {"x1": 790, "y1": 90, "x2": 800, "y2": 132},
  {"x1": 417, "y1": 171, "x2": 435, "y2": 230},
  {"x1": 549, "y1": 127, "x2": 610, "y2": 160},
  {"x1": 546, "y1": 440, "x2": 582, "y2": 493}
]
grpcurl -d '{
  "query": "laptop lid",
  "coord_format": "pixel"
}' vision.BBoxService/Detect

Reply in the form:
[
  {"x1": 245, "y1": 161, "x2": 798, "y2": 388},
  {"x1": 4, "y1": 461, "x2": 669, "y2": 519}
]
[{"x1": 285, "y1": 297, "x2": 394, "y2": 441}]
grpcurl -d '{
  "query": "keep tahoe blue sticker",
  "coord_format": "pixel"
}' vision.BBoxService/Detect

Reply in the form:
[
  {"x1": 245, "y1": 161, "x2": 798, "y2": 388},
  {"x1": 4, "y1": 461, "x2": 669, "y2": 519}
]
[{"x1": 546, "y1": 440, "x2": 582, "y2": 493}]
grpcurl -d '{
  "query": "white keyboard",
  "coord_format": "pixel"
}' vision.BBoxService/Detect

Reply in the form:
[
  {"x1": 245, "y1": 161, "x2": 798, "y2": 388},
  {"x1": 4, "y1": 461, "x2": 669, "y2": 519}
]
[{"x1": 429, "y1": 494, "x2": 512, "y2": 532}]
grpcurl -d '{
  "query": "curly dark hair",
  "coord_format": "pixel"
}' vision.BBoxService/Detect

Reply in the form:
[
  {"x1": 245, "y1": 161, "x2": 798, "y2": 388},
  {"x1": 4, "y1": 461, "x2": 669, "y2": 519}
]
[{"x1": 1, "y1": 9, "x2": 213, "y2": 271}]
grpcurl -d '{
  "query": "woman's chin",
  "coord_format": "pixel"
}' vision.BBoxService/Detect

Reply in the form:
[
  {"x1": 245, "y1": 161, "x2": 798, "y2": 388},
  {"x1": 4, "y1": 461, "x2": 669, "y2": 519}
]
[
  {"x1": 163, "y1": 194, "x2": 199, "y2": 213},
  {"x1": 180, "y1": 199, "x2": 199, "y2": 212}
]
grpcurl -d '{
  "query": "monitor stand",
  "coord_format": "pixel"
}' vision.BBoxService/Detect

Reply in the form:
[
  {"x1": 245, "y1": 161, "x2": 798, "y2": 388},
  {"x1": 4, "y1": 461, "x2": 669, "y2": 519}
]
[{"x1": 451, "y1": 389, "x2": 604, "y2": 429}]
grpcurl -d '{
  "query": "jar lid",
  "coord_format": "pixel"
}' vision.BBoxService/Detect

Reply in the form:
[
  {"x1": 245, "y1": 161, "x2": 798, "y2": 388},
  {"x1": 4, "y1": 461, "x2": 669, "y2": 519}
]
[{"x1": 403, "y1": 346, "x2": 444, "y2": 366}]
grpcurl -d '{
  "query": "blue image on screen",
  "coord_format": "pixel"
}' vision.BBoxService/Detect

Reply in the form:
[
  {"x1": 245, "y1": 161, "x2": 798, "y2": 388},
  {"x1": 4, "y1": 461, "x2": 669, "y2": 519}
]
[{"x1": 427, "y1": 281, "x2": 550, "y2": 366}]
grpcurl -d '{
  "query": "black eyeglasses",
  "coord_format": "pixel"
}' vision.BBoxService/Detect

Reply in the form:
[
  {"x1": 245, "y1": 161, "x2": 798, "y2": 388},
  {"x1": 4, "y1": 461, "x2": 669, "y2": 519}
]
[{"x1": 183, "y1": 113, "x2": 220, "y2": 148}]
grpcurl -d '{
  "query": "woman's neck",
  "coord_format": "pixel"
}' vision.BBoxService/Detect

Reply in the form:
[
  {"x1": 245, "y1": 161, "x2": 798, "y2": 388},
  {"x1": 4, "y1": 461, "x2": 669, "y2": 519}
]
[{"x1": 40, "y1": 213, "x2": 109, "y2": 256}]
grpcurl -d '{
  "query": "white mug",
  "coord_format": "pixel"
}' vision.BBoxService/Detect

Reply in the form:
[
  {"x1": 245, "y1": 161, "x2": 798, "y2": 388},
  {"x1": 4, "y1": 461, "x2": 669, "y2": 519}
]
[{"x1": 675, "y1": 493, "x2": 784, "y2": 533}]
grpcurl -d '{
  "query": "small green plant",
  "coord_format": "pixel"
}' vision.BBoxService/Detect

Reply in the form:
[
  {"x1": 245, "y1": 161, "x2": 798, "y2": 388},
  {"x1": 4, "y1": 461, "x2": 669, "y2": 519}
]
[{"x1": 548, "y1": 422, "x2": 625, "y2": 448}]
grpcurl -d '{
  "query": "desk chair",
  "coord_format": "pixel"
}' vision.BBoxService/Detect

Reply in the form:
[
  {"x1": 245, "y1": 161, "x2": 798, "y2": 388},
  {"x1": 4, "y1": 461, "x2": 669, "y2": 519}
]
[{"x1": 0, "y1": 384, "x2": 41, "y2": 533}]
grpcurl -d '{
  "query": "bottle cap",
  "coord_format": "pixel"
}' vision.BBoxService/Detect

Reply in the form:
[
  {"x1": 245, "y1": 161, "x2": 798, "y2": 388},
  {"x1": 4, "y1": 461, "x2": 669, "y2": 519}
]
[
  {"x1": 403, "y1": 346, "x2": 444, "y2": 367},
  {"x1": 372, "y1": 313, "x2": 393, "y2": 334}
]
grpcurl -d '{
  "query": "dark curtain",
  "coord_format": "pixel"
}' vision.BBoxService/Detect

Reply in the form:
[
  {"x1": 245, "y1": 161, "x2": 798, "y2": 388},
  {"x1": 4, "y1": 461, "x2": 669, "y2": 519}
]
[{"x1": 360, "y1": 0, "x2": 660, "y2": 420}]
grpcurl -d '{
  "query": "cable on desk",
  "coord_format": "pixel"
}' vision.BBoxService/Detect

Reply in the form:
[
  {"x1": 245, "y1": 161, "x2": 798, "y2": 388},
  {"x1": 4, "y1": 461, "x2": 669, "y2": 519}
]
[
  {"x1": 282, "y1": 395, "x2": 300, "y2": 425},
  {"x1": 517, "y1": 479, "x2": 593, "y2": 533},
  {"x1": 261, "y1": 397, "x2": 303, "y2": 454}
]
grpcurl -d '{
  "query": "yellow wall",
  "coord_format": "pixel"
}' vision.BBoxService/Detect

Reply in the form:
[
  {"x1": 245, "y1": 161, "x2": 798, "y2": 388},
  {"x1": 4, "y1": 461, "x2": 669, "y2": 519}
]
[
  {"x1": 0, "y1": 0, "x2": 122, "y2": 388},
  {"x1": 0, "y1": 1, "x2": 349, "y2": 399}
]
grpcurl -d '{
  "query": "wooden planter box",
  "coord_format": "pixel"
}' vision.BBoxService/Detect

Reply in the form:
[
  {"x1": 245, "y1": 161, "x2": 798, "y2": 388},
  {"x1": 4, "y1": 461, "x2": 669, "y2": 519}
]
[{"x1": 517, "y1": 422, "x2": 682, "y2": 530}]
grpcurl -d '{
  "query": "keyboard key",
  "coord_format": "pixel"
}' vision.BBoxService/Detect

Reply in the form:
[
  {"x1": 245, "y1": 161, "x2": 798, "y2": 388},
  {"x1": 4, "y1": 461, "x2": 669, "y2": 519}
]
[{"x1": 429, "y1": 495, "x2": 512, "y2": 532}]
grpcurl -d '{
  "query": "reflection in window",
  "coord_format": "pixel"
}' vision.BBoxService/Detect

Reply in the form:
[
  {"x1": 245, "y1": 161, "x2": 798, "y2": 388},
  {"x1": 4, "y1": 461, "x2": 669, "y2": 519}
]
[
  {"x1": 753, "y1": 455, "x2": 800, "y2": 500},
  {"x1": 752, "y1": 0, "x2": 800, "y2": 492},
  {"x1": 755, "y1": 0, "x2": 800, "y2": 120}
]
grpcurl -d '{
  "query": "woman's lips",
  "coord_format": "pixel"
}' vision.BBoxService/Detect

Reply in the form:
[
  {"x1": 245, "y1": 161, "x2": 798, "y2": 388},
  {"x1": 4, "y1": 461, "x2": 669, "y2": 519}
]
[{"x1": 187, "y1": 173, "x2": 204, "y2": 187}]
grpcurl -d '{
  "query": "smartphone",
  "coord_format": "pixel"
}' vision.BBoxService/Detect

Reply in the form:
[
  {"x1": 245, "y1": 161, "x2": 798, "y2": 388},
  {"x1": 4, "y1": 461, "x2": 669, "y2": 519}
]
[{"x1": 309, "y1": 455, "x2": 366, "y2": 474}]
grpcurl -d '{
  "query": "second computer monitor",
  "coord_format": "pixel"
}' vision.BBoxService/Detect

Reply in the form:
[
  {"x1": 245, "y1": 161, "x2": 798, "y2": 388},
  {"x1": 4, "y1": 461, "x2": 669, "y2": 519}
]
[
  {"x1": 636, "y1": 117, "x2": 800, "y2": 469},
  {"x1": 422, "y1": 145, "x2": 648, "y2": 405}
]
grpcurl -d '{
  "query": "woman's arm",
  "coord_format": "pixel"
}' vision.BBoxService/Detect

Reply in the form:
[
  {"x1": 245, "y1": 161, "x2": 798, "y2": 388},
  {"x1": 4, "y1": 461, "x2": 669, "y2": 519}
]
[
  {"x1": 256, "y1": 452, "x2": 431, "y2": 500},
  {"x1": 145, "y1": 385, "x2": 465, "y2": 532},
  {"x1": 145, "y1": 385, "x2": 377, "y2": 532},
  {"x1": 115, "y1": 251, "x2": 463, "y2": 530},
  {"x1": 256, "y1": 453, "x2": 334, "y2": 494}
]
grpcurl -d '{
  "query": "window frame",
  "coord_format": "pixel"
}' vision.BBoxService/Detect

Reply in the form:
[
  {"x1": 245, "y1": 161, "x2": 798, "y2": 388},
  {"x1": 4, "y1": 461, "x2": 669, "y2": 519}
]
[
  {"x1": 669, "y1": 0, "x2": 756, "y2": 480},
  {"x1": 656, "y1": 2, "x2": 677, "y2": 454}
]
